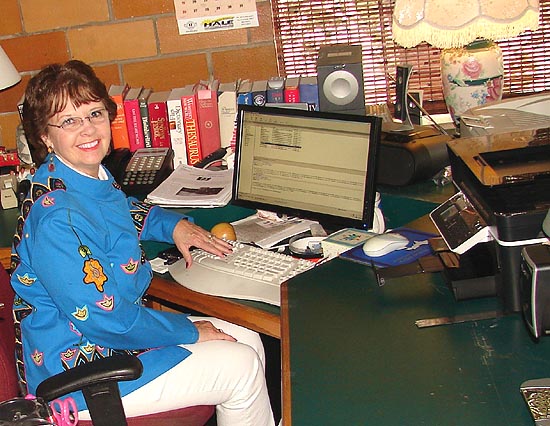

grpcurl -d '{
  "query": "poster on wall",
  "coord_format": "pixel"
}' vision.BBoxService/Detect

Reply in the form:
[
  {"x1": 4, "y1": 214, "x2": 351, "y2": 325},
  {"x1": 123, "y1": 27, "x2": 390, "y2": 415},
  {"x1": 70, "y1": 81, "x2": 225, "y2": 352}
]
[{"x1": 174, "y1": 0, "x2": 259, "y2": 34}]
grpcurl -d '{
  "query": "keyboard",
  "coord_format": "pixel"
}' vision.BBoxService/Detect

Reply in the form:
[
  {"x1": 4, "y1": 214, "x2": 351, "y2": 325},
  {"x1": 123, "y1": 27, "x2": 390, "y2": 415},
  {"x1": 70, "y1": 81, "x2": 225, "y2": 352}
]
[{"x1": 167, "y1": 241, "x2": 315, "y2": 306}]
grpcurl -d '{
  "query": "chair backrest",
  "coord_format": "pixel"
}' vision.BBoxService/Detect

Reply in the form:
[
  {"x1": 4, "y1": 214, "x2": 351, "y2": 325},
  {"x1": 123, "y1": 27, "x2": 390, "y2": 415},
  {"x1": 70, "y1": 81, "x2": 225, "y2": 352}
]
[{"x1": 0, "y1": 265, "x2": 19, "y2": 401}]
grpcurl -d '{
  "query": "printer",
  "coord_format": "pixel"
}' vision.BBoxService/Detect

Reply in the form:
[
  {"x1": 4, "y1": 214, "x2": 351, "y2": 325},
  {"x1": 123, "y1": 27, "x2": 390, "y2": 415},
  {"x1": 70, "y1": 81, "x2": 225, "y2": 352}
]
[
  {"x1": 431, "y1": 127, "x2": 550, "y2": 313},
  {"x1": 460, "y1": 92, "x2": 550, "y2": 137}
]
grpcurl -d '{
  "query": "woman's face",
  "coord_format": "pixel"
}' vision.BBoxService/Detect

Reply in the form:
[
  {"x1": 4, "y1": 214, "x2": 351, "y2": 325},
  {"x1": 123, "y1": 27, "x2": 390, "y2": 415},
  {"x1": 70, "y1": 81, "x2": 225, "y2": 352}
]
[{"x1": 43, "y1": 100, "x2": 111, "y2": 178}]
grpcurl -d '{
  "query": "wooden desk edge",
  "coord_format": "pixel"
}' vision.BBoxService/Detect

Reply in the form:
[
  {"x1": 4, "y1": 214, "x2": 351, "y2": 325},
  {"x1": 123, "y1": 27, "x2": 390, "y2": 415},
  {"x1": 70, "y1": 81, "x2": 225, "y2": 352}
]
[
  {"x1": 281, "y1": 281, "x2": 292, "y2": 426},
  {"x1": 148, "y1": 275, "x2": 281, "y2": 339},
  {"x1": 0, "y1": 247, "x2": 11, "y2": 270}
]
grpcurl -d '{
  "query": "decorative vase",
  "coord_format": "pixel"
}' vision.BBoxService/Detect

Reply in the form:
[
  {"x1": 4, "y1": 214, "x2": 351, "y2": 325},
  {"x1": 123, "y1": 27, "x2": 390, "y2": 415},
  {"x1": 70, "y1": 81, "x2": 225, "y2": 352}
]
[{"x1": 440, "y1": 39, "x2": 504, "y2": 127}]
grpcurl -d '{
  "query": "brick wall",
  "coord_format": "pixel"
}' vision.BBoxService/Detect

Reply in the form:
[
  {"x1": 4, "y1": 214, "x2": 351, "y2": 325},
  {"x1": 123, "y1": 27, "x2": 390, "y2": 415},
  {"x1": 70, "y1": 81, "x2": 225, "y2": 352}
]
[{"x1": 0, "y1": 0, "x2": 278, "y2": 151}]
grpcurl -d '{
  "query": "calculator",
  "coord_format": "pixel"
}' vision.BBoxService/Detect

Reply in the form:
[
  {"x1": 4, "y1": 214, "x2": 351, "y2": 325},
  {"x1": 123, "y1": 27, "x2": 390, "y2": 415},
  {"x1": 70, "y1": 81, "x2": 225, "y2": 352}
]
[{"x1": 120, "y1": 148, "x2": 174, "y2": 196}]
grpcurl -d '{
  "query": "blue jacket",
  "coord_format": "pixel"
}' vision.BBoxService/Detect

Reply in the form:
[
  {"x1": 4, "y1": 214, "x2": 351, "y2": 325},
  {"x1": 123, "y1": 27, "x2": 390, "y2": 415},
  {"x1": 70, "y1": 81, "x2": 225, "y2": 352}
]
[{"x1": 11, "y1": 155, "x2": 198, "y2": 409}]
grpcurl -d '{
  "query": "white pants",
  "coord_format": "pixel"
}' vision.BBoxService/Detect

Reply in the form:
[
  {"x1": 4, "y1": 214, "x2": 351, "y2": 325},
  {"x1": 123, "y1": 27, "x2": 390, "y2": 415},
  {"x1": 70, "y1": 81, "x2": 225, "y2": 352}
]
[{"x1": 79, "y1": 317, "x2": 275, "y2": 426}]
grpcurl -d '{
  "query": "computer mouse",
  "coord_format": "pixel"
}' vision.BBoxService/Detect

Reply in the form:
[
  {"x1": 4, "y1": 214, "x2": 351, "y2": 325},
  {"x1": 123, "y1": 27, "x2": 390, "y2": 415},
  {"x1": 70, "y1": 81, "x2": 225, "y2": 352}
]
[{"x1": 362, "y1": 232, "x2": 409, "y2": 257}]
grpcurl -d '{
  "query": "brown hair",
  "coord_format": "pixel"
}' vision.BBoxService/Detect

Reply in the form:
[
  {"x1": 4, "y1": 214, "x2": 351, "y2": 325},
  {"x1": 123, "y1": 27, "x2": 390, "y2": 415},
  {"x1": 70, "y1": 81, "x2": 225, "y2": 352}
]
[{"x1": 22, "y1": 60, "x2": 117, "y2": 165}]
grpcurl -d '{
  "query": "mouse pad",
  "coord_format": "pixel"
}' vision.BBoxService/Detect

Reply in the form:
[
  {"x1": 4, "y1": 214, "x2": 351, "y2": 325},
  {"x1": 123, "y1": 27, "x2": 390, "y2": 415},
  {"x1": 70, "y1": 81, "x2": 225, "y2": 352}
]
[{"x1": 339, "y1": 228, "x2": 436, "y2": 268}]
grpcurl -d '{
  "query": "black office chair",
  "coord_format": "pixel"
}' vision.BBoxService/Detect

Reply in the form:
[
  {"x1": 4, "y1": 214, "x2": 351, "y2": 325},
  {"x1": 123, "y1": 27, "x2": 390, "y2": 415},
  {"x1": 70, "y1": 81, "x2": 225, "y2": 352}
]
[{"x1": 36, "y1": 354, "x2": 143, "y2": 426}]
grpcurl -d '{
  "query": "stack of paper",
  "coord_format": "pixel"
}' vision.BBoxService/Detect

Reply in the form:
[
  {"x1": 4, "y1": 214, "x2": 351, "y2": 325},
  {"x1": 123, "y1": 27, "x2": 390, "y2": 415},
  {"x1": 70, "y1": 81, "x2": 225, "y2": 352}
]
[
  {"x1": 146, "y1": 165, "x2": 233, "y2": 208},
  {"x1": 231, "y1": 214, "x2": 318, "y2": 249}
]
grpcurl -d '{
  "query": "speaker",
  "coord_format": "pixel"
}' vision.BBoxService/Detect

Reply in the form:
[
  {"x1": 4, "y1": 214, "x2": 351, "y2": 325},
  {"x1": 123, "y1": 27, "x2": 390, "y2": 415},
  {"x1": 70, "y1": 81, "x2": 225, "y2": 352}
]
[
  {"x1": 393, "y1": 64, "x2": 414, "y2": 130},
  {"x1": 407, "y1": 90, "x2": 422, "y2": 125},
  {"x1": 376, "y1": 125, "x2": 451, "y2": 186},
  {"x1": 317, "y1": 45, "x2": 365, "y2": 115}
]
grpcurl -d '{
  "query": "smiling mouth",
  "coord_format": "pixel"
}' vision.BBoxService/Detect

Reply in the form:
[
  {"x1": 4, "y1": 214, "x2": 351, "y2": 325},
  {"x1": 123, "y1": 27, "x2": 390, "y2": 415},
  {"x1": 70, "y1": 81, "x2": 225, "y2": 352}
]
[{"x1": 78, "y1": 140, "x2": 100, "y2": 149}]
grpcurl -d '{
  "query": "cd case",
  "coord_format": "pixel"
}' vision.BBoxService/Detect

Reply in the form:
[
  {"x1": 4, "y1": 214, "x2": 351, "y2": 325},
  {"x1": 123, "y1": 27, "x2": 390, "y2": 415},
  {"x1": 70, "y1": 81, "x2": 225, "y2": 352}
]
[{"x1": 339, "y1": 228, "x2": 436, "y2": 268}]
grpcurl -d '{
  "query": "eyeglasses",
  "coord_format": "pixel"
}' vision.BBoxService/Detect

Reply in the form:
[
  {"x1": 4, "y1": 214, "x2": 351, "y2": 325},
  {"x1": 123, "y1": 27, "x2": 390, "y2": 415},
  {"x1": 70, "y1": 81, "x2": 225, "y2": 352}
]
[{"x1": 47, "y1": 108, "x2": 108, "y2": 132}]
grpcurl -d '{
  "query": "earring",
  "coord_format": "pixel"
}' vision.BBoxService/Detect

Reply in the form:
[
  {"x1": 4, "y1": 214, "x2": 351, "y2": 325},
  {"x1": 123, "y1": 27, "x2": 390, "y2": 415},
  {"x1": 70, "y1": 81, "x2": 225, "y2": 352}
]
[{"x1": 47, "y1": 146, "x2": 55, "y2": 172}]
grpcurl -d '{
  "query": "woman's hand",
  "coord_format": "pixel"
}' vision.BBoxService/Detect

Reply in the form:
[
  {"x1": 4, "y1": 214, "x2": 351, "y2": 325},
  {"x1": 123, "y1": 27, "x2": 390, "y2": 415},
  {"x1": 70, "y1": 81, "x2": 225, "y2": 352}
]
[
  {"x1": 193, "y1": 320, "x2": 237, "y2": 342},
  {"x1": 172, "y1": 219, "x2": 233, "y2": 267}
]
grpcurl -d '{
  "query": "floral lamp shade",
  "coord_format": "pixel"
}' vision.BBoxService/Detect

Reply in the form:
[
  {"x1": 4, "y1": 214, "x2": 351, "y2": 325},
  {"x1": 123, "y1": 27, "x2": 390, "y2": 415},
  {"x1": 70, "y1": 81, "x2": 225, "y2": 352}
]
[{"x1": 392, "y1": 0, "x2": 540, "y2": 127}]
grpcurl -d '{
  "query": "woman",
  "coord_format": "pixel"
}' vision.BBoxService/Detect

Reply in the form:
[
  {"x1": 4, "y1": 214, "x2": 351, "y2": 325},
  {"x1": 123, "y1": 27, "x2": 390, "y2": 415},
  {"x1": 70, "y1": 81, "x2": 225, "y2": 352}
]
[{"x1": 10, "y1": 60, "x2": 275, "y2": 425}]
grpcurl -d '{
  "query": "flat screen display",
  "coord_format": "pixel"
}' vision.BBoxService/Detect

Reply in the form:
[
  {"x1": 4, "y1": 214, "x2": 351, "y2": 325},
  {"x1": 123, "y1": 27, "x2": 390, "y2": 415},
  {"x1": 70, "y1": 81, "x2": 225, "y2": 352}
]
[{"x1": 231, "y1": 105, "x2": 382, "y2": 230}]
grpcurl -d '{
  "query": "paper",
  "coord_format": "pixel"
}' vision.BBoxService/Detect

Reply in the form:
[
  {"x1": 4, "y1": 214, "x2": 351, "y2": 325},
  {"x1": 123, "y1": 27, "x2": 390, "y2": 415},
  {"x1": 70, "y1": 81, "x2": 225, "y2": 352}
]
[
  {"x1": 231, "y1": 214, "x2": 318, "y2": 249},
  {"x1": 146, "y1": 165, "x2": 233, "y2": 208},
  {"x1": 174, "y1": 0, "x2": 258, "y2": 34},
  {"x1": 321, "y1": 228, "x2": 379, "y2": 259}
]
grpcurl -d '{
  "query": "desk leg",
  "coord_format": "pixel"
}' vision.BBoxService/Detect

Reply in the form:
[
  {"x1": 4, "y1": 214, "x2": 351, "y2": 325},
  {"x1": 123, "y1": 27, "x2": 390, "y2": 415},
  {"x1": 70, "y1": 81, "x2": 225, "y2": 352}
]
[{"x1": 281, "y1": 283, "x2": 292, "y2": 426}]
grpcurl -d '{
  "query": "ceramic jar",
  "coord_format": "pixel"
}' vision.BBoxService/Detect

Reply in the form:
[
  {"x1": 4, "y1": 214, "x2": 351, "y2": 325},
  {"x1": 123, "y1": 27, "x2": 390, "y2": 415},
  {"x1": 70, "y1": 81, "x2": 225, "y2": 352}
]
[{"x1": 440, "y1": 39, "x2": 504, "y2": 127}]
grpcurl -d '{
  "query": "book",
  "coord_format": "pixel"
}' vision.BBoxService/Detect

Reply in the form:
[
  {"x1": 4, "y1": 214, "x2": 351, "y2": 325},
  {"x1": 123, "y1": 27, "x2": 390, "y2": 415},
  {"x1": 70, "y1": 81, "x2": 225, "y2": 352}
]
[
  {"x1": 181, "y1": 85, "x2": 202, "y2": 166},
  {"x1": 194, "y1": 79, "x2": 221, "y2": 158},
  {"x1": 267, "y1": 77, "x2": 285, "y2": 103},
  {"x1": 339, "y1": 228, "x2": 437, "y2": 268},
  {"x1": 251, "y1": 80, "x2": 268, "y2": 106},
  {"x1": 299, "y1": 76, "x2": 319, "y2": 111},
  {"x1": 147, "y1": 91, "x2": 171, "y2": 148},
  {"x1": 108, "y1": 84, "x2": 130, "y2": 149},
  {"x1": 167, "y1": 88, "x2": 188, "y2": 167},
  {"x1": 237, "y1": 79, "x2": 253, "y2": 105},
  {"x1": 284, "y1": 77, "x2": 301, "y2": 103},
  {"x1": 320, "y1": 228, "x2": 379, "y2": 259},
  {"x1": 138, "y1": 88, "x2": 153, "y2": 148},
  {"x1": 217, "y1": 81, "x2": 238, "y2": 150},
  {"x1": 123, "y1": 86, "x2": 145, "y2": 152},
  {"x1": 265, "y1": 102, "x2": 310, "y2": 110}
]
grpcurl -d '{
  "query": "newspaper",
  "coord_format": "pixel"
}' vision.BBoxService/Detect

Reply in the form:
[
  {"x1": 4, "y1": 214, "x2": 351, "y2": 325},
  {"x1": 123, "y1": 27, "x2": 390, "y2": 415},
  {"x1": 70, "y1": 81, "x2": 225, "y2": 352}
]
[
  {"x1": 231, "y1": 213, "x2": 318, "y2": 248},
  {"x1": 146, "y1": 165, "x2": 233, "y2": 208}
]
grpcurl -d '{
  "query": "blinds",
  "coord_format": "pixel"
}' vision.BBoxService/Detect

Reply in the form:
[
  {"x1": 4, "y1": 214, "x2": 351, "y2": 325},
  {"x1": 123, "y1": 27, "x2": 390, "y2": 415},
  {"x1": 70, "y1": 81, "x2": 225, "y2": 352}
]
[{"x1": 272, "y1": 0, "x2": 550, "y2": 113}]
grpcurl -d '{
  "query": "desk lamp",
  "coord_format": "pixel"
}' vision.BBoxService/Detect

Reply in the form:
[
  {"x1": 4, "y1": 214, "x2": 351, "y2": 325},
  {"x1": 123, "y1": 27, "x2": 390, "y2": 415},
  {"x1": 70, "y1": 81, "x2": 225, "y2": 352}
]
[
  {"x1": 0, "y1": 46, "x2": 20, "y2": 91},
  {"x1": 0, "y1": 46, "x2": 20, "y2": 150},
  {"x1": 392, "y1": 0, "x2": 539, "y2": 127}
]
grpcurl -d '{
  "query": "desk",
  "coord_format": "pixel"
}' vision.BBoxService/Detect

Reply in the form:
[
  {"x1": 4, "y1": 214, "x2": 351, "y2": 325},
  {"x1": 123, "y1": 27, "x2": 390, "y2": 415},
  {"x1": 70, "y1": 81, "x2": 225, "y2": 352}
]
[
  {"x1": 281, "y1": 217, "x2": 549, "y2": 425},
  {"x1": 1, "y1": 182, "x2": 456, "y2": 423}
]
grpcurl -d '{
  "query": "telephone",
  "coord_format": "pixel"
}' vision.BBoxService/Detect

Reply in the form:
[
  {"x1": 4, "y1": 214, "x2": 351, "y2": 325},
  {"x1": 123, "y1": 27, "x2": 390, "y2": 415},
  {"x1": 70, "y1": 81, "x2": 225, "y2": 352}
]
[{"x1": 102, "y1": 147, "x2": 174, "y2": 196}]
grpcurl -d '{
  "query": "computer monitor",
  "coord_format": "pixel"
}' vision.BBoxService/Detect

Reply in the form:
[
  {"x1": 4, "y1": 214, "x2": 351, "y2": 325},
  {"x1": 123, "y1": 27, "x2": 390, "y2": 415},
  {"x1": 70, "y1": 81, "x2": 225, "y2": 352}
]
[{"x1": 231, "y1": 105, "x2": 382, "y2": 231}]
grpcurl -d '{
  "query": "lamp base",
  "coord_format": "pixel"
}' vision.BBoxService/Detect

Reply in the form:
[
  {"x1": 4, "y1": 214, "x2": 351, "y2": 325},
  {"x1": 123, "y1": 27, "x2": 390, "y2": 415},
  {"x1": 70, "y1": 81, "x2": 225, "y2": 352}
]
[{"x1": 440, "y1": 39, "x2": 504, "y2": 128}]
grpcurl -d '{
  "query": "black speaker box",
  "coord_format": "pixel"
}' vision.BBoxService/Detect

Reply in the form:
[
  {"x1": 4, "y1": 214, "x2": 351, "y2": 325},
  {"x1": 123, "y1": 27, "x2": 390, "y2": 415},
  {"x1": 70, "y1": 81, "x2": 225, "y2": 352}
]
[
  {"x1": 394, "y1": 65, "x2": 413, "y2": 123},
  {"x1": 317, "y1": 44, "x2": 365, "y2": 115},
  {"x1": 376, "y1": 125, "x2": 451, "y2": 186}
]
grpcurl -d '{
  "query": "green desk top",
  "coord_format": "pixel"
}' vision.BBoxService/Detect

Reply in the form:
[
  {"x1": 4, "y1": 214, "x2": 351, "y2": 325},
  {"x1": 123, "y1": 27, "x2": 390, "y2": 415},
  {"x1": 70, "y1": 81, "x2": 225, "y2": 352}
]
[
  {"x1": 287, "y1": 258, "x2": 545, "y2": 425},
  {"x1": 1, "y1": 180, "x2": 454, "y2": 253}
]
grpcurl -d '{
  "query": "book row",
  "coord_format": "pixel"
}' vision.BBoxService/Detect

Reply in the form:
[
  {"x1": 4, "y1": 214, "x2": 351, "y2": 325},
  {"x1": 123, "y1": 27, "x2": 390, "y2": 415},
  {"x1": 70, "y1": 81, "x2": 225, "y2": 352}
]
[{"x1": 108, "y1": 76, "x2": 320, "y2": 166}]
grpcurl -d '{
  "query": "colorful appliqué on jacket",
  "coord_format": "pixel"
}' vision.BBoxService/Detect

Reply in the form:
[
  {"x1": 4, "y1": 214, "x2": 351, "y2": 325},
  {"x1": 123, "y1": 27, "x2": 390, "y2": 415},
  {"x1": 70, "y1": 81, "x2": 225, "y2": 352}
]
[
  {"x1": 96, "y1": 294, "x2": 114, "y2": 311},
  {"x1": 82, "y1": 258, "x2": 108, "y2": 292},
  {"x1": 121, "y1": 257, "x2": 139, "y2": 274}
]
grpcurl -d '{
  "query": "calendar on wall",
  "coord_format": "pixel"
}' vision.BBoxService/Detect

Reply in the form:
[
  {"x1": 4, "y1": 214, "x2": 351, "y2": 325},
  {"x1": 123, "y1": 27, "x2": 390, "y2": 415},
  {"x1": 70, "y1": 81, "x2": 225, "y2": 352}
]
[{"x1": 174, "y1": 0, "x2": 259, "y2": 34}]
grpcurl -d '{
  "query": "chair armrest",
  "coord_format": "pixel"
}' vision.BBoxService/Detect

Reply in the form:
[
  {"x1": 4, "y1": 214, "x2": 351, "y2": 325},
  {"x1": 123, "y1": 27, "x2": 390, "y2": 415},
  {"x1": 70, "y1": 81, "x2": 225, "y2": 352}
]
[{"x1": 36, "y1": 354, "x2": 143, "y2": 401}]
